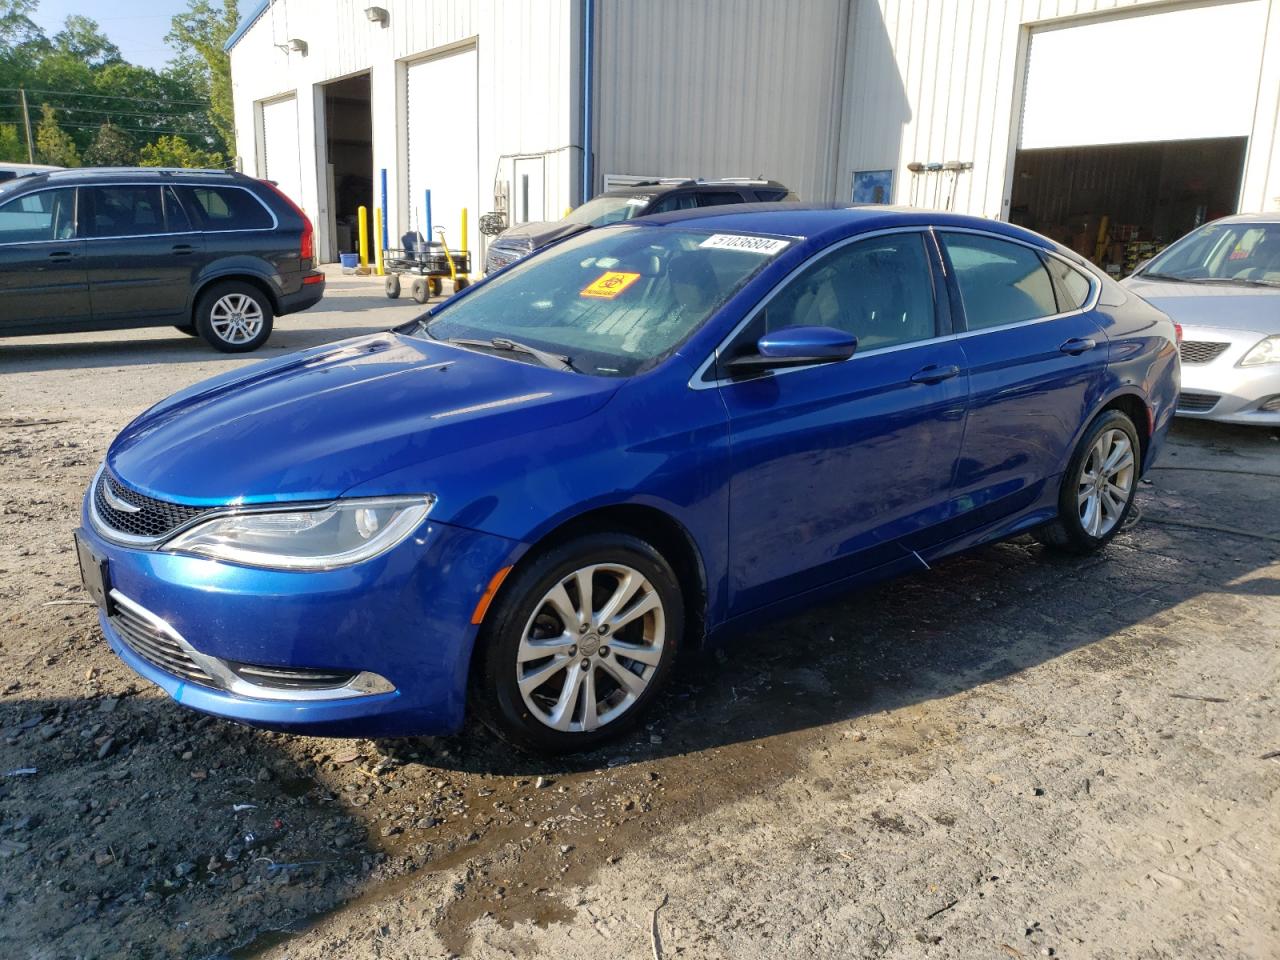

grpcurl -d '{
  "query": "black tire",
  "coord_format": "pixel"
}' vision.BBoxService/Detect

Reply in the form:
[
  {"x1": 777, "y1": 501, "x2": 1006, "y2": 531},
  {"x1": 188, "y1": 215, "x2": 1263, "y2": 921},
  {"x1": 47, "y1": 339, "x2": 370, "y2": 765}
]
[
  {"x1": 472, "y1": 532, "x2": 684, "y2": 755},
  {"x1": 428, "y1": 277, "x2": 443, "y2": 298},
  {"x1": 1034, "y1": 409, "x2": 1141, "y2": 554},
  {"x1": 174, "y1": 324, "x2": 199, "y2": 336},
  {"x1": 194, "y1": 281, "x2": 274, "y2": 353},
  {"x1": 410, "y1": 278, "x2": 429, "y2": 304},
  {"x1": 454, "y1": 275, "x2": 470, "y2": 292},
  {"x1": 385, "y1": 275, "x2": 401, "y2": 299}
]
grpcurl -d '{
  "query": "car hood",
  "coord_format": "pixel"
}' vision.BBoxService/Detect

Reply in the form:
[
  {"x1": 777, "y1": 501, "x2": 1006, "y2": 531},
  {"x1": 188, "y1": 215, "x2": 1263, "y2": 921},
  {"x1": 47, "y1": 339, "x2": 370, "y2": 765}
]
[
  {"x1": 495, "y1": 220, "x2": 587, "y2": 247},
  {"x1": 1121, "y1": 276, "x2": 1280, "y2": 335},
  {"x1": 106, "y1": 332, "x2": 620, "y2": 506}
]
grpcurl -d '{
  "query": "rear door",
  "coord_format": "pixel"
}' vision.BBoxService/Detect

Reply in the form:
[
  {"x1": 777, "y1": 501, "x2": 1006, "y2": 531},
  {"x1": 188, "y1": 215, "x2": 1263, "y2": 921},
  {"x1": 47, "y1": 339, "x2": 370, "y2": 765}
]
[
  {"x1": 716, "y1": 230, "x2": 969, "y2": 614},
  {"x1": 938, "y1": 230, "x2": 1108, "y2": 528},
  {"x1": 84, "y1": 184, "x2": 205, "y2": 324},
  {"x1": 0, "y1": 186, "x2": 90, "y2": 331}
]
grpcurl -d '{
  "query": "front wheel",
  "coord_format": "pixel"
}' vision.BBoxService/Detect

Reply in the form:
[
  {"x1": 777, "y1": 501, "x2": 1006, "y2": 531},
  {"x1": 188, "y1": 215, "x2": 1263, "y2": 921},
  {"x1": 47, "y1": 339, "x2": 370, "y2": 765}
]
[
  {"x1": 195, "y1": 282, "x2": 274, "y2": 353},
  {"x1": 1035, "y1": 409, "x2": 1140, "y2": 554},
  {"x1": 473, "y1": 533, "x2": 683, "y2": 754}
]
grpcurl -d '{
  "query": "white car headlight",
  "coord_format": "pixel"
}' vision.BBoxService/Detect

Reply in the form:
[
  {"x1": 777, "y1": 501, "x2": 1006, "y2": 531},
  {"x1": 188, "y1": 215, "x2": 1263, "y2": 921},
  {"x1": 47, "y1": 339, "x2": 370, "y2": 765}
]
[
  {"x1": 163, "y1": 496, "x2": 434, "y2": 570},
  {"x1": 1239, "y1": 335, "x2": 1280, "y2": 367}
]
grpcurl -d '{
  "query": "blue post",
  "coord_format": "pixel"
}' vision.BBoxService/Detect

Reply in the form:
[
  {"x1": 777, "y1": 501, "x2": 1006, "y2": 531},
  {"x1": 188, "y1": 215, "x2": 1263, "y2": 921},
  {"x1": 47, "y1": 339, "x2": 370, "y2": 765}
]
[
  {"x1": 380, "y1": 168, "x2": 389, "y2": 250},
  {"x1": 424, "y1": 189, "x2": 433, "y2": 243}
]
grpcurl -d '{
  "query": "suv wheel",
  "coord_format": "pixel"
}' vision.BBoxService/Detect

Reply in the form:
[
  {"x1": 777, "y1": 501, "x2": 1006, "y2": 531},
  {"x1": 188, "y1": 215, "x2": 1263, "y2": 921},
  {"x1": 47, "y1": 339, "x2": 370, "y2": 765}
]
[
  {"x1": 1034, "y1": 409, "x2": 1140, "y2": 554},
  {"x1": 473, "y1": 533, "x2": 682, "y2": 754},
  {"x1": 195, "y1": 281, "x2": 274, "y2": 353}
]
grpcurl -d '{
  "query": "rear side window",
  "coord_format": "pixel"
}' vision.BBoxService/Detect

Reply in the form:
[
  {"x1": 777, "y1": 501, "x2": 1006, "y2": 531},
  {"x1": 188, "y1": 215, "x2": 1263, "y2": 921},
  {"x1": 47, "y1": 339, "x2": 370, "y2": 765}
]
[
  {"x1": 940, "y1": 233, "x2": 1058, "y2": 330},
  {"x1": 696, "y1": 191, "x2": 748, "y2": 207},
  {"x1": 89, "y1": 186, "x2": 171, "y2": 237},
  {"x1": 648, "y1": 193, "x2": 697, "y2": 214},
  {"x1": 184, "y1": 186, "x2": 274, "y2": 231},
  {"x1": 1044, "y1": 256, "x2": 1094, "y2": 311},
  {"x1": 0, "y1": 188, "x2": 75, "y2": 243}
]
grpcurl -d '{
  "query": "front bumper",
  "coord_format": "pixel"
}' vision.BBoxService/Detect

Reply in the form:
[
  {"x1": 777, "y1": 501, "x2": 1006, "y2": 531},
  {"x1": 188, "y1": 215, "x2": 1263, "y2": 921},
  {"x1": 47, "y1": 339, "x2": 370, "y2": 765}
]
[
  {"x1": 1177, "y1": 328, "x2": 1280, "y2": 425},
  {"x1": 80, "y1": 500, "x2": 520, "y2": 737}
]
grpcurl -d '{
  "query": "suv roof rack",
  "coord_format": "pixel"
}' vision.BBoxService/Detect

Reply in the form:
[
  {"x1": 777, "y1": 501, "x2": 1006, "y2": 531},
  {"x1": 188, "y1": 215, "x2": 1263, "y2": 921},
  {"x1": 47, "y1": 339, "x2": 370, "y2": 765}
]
[{"x1": 44, "y1": 166, "x2": 243, "y2": 179}]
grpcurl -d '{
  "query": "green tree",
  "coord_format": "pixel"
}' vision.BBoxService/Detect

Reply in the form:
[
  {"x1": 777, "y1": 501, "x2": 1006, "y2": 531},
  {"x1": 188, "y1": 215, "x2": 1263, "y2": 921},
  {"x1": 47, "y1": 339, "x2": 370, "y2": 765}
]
[
  {"x1": 34, "y1": 104, "x2": 79, "y2": 166},
  {"x1": 167, "y1": 0, "x2": 238, "y2": 155},
  {"x1": 0, "y1": 122, "x2": 25, "y2": 162},
  {"x1": 139, "y1": 133, "x2": 223, "y2": 169},
  {"x1": 52, "y1": 14, "x2": 122, "y2": 68},
  {"x1": 83, "y1": 122, "x2": 136, "y2": 166}
]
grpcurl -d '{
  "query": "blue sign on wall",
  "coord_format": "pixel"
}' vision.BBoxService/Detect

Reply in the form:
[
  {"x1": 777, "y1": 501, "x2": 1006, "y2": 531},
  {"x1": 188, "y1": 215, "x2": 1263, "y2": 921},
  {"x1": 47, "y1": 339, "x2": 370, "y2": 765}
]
[{"x1": 853, "y1": 169, "x2": 893, "y2": 205}]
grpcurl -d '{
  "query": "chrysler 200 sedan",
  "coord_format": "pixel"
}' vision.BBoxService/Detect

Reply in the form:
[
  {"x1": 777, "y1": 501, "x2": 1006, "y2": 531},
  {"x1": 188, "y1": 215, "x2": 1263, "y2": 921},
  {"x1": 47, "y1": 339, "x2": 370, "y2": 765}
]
[{"x1": 77, "y1": 206, "x2": 1179, "y2": 754}]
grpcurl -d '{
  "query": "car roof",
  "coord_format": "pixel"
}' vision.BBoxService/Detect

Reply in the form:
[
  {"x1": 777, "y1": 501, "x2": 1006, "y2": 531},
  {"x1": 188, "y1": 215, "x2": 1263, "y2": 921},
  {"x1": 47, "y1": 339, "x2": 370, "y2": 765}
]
[
  {"x1": 628, "y1": 202, "x2": 1058, "y2": 249},
  {"x1": 601, "y1": 178, "x2": 790, "y2": 198},
  {"x1": 4, "y1": 167, "x2": 247, "y2": 190},
  {"x1": 1204, "y1": 212, "x2": 1280, "y2": 225}
]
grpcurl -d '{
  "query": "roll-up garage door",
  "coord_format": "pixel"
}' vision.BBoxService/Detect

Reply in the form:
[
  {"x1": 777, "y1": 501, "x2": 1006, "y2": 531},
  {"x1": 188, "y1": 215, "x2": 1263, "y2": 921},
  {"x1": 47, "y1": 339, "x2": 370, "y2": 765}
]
[
  {"x1": 405, "y1": 46, "x2": 479, "y2": 248},
  {"x1": 261, "y1": 95, "x2": 303, "y2": 206},
  {"x1": 1020, "y1": 1, "x2": 1267, "y2": 150}
]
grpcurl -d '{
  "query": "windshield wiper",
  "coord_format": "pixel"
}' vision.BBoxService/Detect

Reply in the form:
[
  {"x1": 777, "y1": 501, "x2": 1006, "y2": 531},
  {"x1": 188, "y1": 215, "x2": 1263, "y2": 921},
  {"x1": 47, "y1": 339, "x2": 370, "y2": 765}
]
[
  {"x1": 1140, "y1": 271, "x2": 1189, "y2": 282},
  {"x1": 447, "y1": 337, "x2": 578, "y2": 372},
  {"x1": 1183, "y1": 276, "x2": 1279, "y2": 288}
]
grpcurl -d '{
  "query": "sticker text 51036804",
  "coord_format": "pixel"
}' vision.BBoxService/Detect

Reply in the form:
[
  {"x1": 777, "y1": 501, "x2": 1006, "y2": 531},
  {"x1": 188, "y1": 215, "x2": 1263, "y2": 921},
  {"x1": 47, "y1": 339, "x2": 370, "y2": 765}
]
[{"x1": 699, "y1": 234, "x2": 791, "y2": 255}]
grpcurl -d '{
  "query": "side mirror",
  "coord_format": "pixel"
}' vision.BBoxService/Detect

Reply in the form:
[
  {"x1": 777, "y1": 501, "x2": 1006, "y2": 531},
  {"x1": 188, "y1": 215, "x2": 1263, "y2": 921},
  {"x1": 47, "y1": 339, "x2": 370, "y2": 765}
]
[{"x1": 727, "y1": 325, "x2": 857, "y2": 374}]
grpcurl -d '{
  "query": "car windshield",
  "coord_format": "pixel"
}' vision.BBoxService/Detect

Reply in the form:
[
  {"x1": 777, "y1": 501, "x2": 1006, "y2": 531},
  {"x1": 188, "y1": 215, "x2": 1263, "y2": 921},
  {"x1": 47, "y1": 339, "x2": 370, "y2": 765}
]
[
  {"x1": 1142, "y1": 222, "x2": 1280, "y2": 286},
  {"x1": 418, "y1": 226, "x2": 788, "y2": 377},
  {"x1": 563, "y1": 194, "x2": 651, "y2": 227}
]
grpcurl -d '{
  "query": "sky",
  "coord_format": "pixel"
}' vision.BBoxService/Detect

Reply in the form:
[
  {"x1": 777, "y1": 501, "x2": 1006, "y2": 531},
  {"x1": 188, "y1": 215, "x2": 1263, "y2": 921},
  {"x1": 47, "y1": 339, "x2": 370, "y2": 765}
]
[{"x1": 29, "y1": 1, "x2": 246, "y2": 70}]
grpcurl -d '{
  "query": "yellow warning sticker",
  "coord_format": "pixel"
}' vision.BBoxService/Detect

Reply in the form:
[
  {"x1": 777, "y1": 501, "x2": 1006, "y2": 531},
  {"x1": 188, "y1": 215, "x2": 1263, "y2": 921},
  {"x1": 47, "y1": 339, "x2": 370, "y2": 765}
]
[{"x1": 580, "y1": 271, "x2": 641, "y2": 299}]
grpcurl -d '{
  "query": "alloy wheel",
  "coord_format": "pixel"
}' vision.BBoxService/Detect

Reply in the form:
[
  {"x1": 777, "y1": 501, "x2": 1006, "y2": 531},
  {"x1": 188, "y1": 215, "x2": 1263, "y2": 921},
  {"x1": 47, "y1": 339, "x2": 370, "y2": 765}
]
[
  {"x1": 209, "y1": 293, "x2": 265, "y2": 345},
  {"x1": 1077, "y1": 427, "x2": 1135, "y2": 538},
  {"x1": 516, "y1": 563, "x2": 665, "y2": 733}
]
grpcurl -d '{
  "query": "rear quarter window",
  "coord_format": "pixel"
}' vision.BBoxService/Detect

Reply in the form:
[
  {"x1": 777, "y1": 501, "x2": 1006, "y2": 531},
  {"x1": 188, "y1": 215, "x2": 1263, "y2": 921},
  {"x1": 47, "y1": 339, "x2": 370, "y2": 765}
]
[{"x1": 184, "y1": 186, "x2": 274, "y2": 231}]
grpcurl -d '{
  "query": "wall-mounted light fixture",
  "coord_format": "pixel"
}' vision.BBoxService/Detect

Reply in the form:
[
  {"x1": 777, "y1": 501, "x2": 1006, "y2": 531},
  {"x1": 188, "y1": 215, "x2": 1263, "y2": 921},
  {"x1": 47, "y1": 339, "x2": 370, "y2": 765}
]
[
  {"x1": 365, "y1": 6, "x2": 389, "y2": 25},
  {"x1": 287, "y1": 37, "x2": 308, "y2": 55}
]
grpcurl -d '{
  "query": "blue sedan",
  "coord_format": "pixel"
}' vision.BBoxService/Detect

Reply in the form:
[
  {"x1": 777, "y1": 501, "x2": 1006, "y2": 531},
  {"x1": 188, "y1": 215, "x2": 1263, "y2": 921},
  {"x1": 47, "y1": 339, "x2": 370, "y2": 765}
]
[{"x1": 76, "y1": 206, "x2": 1179, "y2": 753}]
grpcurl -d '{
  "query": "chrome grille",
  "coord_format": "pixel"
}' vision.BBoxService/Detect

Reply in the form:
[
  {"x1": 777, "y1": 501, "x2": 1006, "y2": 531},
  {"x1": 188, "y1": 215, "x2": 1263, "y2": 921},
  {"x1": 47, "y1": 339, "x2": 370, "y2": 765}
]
[
  {"x1": 110, "y1": 600, "x2": 216, "y2": 687},
  {"x1": 1177, "y1": 391, "x2": 1220, "y2": 413},
  {"x1": 227, "y1": 662, "x2": 358, "y2": 690},
  {"x1": 1179, "y1": 341, "x2": 1230, "y2": 365},
  {"x1": 93, "y1": 470, "x2": 210, "y2": 541}
]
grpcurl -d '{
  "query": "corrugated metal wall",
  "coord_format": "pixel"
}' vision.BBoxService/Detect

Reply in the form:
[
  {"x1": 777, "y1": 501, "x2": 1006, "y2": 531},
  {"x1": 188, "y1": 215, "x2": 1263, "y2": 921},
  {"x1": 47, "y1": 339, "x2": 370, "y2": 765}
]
[
  {"x1": 839, "y1": 0, "x2": 1280, "y2": 216},
  {"x1": 229, "y1": 0, "x2": 580, "y2": 263},
  {"x1": 591, "y1": 0, "x2": 851, "y2": 202}
]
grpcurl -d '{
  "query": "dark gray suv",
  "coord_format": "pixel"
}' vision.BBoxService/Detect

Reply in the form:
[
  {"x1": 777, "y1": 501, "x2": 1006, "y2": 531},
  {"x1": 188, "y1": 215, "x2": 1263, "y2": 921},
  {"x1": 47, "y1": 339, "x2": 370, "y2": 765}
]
[{"x1": 0, "y1": 168, "x2": 324, "y2": 352}]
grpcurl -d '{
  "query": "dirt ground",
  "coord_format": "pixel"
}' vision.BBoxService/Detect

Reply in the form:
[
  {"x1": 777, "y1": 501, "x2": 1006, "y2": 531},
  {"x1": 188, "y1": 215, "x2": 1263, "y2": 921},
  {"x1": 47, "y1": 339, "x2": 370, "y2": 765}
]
[{"x1": 1, "y1": 274, "x2": 1277, "y2": 960}]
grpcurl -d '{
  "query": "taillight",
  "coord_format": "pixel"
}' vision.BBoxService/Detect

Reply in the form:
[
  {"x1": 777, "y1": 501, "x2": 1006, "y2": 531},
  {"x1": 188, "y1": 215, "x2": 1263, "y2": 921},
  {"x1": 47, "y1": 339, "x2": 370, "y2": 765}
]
[
  {"x1": 258, "y1": 179, "x2": 314, "y2": 262},
  {"x1": 1174, "y1": 322, "x2": 1183, "y2": 345}
]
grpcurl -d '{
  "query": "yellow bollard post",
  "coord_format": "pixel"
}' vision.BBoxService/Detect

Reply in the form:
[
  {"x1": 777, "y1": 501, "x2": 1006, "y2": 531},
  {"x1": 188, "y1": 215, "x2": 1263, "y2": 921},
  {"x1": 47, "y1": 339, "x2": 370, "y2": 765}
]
[
  {"x1": 357, "y1": 206, "x2": 369, "y2": 271},
  {"x1": 460, "y1": 208, "x2": 469, "y2": 280},
  {"x1": 373, "y1": 207, "x2": 385, "y2": 276}
]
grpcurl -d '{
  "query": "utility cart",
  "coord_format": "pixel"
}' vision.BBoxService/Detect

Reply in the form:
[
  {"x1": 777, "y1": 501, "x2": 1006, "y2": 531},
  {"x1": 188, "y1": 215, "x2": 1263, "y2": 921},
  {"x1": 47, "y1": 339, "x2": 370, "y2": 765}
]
[{"x1": 383, "y1": 229, "x2": 472, "y2": 303}]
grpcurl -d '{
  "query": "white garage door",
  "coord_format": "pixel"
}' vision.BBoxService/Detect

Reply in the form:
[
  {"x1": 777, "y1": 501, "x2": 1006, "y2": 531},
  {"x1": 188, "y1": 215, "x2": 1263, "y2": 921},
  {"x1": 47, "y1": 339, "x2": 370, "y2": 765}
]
[
  {"x1": 1020, "y1": 1, "x2": 1267, "y2": 150},
  {"x1": 406, "y1": 46, "x2": 479, "y2": 251},
  {"x1": 260, "y1": 95, "x2": 303, "y2": 206}
]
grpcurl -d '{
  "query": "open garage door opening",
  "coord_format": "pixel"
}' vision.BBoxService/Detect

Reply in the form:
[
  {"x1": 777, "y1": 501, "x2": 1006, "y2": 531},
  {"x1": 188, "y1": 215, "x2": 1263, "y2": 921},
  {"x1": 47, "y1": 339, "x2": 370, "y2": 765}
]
[
  {"x1": 322, "y1": 73, "x2": 373, "y2": 263},
  {"x1": 1009, "y1": 1, "x2": 1266, "y2": 277},
  {"x1": 1011, "y1": 137, "x2": 1248, "y2": 276}
]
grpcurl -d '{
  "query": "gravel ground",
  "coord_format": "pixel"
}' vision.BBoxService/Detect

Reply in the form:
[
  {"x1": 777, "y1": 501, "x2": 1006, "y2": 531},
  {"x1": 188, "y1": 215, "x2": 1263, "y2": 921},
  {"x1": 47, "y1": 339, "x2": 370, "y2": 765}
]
[{"x1": 0, "y1": 276, "x2": 1277, "y2": 959}]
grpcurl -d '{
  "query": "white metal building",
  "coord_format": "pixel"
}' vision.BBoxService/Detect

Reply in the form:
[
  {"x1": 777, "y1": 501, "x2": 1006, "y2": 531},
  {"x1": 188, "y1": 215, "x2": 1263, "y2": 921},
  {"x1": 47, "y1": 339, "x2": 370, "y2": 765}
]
[{"x1": 228, "y1": 0, "x2": 1280, "y2": 274}]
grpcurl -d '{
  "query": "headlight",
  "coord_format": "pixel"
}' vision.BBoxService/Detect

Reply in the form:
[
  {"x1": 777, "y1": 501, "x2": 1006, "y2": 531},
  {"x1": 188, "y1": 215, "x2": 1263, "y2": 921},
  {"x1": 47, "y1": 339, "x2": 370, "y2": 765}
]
[
  {"x1": 1240, "y1": 335, "x2": 1280, "y2": 367},
  {"x1": 163, "y1": 496, "x2": 434, "y2": 570}
]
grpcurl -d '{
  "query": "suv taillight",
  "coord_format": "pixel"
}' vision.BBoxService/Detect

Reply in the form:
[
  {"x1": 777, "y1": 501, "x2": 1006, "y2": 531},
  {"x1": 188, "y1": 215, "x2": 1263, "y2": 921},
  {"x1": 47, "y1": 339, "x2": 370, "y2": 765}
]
[
  {"x1": 258, "y1": 179, "x2": 314, "y2": 262},
  {"x1": 1174, "y1": 322, "x2": 1183, "y2": 345}
]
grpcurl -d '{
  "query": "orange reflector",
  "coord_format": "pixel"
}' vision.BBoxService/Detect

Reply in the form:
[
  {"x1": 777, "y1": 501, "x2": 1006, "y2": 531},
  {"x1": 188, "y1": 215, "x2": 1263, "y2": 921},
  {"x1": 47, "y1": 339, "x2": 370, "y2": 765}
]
[{"x1": 471, "y1": 565, "x2": 513, "y2": 625}]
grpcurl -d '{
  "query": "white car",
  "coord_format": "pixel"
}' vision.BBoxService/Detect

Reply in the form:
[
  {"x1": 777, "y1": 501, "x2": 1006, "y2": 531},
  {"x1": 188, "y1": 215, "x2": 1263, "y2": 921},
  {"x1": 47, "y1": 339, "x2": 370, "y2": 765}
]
[
  {"x1": 0, "y1": 162, "x2": 61, "y2": 184},
  {"x1": 1123, "y1": 215, "x2": 1280, "y2": 426}
]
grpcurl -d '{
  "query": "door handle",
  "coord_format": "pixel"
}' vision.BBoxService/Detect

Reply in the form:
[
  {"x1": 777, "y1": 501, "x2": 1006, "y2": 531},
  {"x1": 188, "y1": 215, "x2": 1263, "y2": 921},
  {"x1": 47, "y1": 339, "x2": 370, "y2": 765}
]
[
  {"x1": 910, "y1": 363, "x2": 961, "y2": 385},
  {"x1": 1059, "y1": 337, "x2": 1097, "y2": 355},
  {"x1": 47, "y1": 250, "x2": 73, "y2": 261},
  {"x1": 171, "y1": 244, "x2": 195, "y2": 255}
]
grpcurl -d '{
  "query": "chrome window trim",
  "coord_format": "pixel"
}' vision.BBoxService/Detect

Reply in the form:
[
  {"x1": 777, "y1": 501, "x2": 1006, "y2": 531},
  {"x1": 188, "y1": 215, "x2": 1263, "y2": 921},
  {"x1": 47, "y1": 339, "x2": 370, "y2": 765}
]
[
  {"x1": 108, "y1": 589, "x2": 395, "y2": 702},
  {"x1": 688, "y1": 226, "x2": 943, "y2": 390},
  {"x1": 0, "y1": 182, "x2": 279, "y2": 247}
]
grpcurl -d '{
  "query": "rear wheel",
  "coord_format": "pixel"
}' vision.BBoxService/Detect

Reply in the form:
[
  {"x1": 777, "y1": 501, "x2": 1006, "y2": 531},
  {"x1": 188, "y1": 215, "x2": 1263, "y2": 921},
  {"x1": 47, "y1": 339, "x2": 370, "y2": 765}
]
[
  {"x1": 473, "y1": 533, "x2": 683, "y2": 754},
  {"x1": 410, "y1": 278, "x2": 429, "y2": 304},
  {"x1": 385, "y1": 275, "x2": 401, "y2": 299},
  {"x1": 194, "y1": 281, "x2": 274, "y2": 353},
  {"x1": 1034, "y1": 409, "x2": 1140, "y2": 554},
  {"x1": 454, "y1": 276, "x2": 470, "y2": 292}
]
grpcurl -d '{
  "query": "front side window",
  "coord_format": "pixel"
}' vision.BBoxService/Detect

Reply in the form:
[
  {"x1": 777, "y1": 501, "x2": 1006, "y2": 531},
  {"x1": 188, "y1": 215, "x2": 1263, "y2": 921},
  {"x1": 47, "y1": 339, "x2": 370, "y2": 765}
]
[
  {"x1": 420, "y1": 226, "x2": 783, "y2": 377},
  {"x1": 1141, "y1": 222, "x2": 1280, "y2": 286},
  {"x1": 0, "y1": 188, "x2": 76, "y2": 244},
  {"x1": 940, "y1": 233, "x2": 1058, "y2": 330},
  {"x1": 736, "y1": 232, "x2": 937, "y2": 353}
]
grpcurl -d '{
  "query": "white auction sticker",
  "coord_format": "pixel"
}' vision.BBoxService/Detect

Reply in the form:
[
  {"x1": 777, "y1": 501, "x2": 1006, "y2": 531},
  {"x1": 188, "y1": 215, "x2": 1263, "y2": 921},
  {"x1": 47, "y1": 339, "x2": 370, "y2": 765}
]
[{"x1": 699, "y1": 234, "x2": 790, "y2": 255}]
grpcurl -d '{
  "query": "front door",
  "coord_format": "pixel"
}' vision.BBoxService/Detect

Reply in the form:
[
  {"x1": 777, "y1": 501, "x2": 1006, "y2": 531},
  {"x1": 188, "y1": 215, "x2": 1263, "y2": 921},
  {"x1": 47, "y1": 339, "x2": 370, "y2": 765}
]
[
  {"x1": 717, "y1": 231, "x2": 969, "y2": 615},
  {"x1": 83, "y1": 184, "x2": 204, "y2": 324},
  {"x1": 0, "y1": 186, "x2": 90, "y2": 331},
  {"x1": 937, "y1": 230, "x2": 1110, "y2": 528}
]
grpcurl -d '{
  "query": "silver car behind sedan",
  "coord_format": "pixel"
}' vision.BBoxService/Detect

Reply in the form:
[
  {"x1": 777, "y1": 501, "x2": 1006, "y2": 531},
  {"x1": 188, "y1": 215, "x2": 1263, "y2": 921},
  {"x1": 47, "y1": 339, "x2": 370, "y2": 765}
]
[{"x1": 1123, "y1": 215, "x2": 1280, "y2": 426}]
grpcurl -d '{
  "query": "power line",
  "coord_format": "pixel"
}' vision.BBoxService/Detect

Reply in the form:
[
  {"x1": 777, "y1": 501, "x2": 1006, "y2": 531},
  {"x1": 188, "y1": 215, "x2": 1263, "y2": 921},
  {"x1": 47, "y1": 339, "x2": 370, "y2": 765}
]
[
  {"x1": 0, "y1": 87, "x2": 211, "y2": 108},
  {"x1": 3, "y1": 103, "x2": 210, "y2": 122}
]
